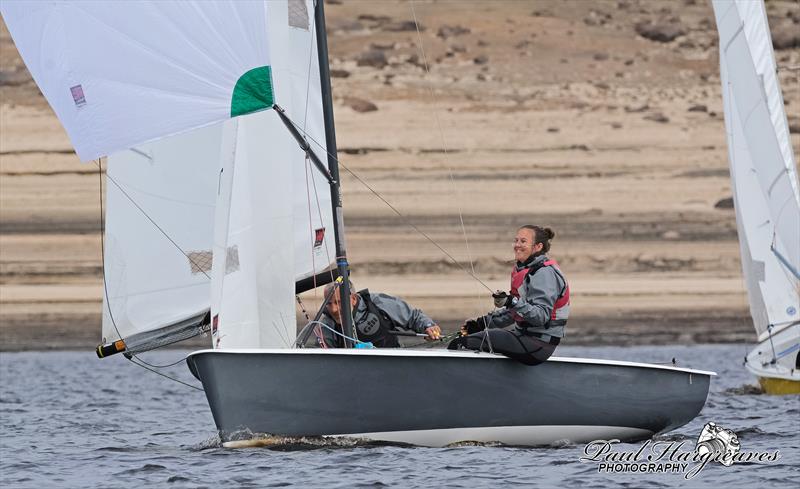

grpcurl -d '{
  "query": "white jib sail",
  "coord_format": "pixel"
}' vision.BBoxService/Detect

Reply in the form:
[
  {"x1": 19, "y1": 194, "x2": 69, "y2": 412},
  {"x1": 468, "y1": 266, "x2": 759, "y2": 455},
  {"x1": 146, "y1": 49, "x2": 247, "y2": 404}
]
[
  {"x1": 211, "y1": 0, "x2": 333, "y2": 349},
  {"x1": 1, "y1": 1, "x2": 273, "y2": 161},
  {"x1": 102, "y1": 124, "x2": 222, "y2": 348},
  {"x1": 713, "y1": 0, "x2": 800, "y2": 340},
  {"x1": 210, "y1": 110, "x2": 296, "y2": 350}
]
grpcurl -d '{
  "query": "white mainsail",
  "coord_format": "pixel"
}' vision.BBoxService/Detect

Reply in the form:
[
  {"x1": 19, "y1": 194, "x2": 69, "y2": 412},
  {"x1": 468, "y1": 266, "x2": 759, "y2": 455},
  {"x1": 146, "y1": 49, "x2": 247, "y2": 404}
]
[
  {"x1": 713, "y1": 0, "x2": 799, "y2": 341},
  {"x1": 2, "y1": 0, "x2": 335, "y2": 353}
]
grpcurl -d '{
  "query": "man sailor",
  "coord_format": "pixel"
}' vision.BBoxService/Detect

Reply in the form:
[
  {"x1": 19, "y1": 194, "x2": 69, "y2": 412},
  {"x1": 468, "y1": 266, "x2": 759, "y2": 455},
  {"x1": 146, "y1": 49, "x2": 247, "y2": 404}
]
[{"x1": 317, "y1": 282, "x2": 442, "y2": 348}]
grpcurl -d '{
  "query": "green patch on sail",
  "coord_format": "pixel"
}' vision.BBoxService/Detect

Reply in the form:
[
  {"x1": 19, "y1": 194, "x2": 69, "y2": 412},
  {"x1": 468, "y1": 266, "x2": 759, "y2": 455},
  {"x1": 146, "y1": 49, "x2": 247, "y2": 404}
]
[{"x1": 231, "y1": 66, "x2": 274, "y2": 117}]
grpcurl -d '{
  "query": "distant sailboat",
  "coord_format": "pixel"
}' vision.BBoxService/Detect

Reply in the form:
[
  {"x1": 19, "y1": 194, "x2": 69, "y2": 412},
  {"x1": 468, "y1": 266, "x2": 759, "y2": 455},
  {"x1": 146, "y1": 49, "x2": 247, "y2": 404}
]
[
  {"x1": 712, "y1": 0, "x2": 800, "y2": 395},
  {"x1": 2, "y1": 0, "x2": 715, "y2": 446}
]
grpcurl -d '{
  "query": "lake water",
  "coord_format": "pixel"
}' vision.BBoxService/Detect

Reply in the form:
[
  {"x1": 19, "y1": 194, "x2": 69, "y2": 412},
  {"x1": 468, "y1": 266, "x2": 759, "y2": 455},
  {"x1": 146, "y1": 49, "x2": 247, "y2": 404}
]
[{"x1": 1, "y1": 344, "x2": 797, "y2": 488}]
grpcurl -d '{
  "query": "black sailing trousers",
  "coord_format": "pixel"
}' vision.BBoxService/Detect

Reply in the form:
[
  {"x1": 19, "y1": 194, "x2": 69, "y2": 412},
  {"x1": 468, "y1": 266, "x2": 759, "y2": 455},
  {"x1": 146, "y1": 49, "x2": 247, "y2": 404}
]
[{"x1": 448, "y1": 328, "x2": 557, "y2": 366}]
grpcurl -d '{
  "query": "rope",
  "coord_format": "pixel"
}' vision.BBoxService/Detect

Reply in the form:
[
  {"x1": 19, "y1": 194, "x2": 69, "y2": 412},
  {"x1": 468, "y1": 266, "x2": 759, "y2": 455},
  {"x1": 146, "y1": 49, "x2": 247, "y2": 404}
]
[
  {"x1": 128, "y1": 356, "x2": 203, "y2": 391},
  {"x1": 403, "y1": 331, "x2": 461, "y2": 348},
  {"x1": 308, "y1": 320, "x2": 365, "y2": 346}
]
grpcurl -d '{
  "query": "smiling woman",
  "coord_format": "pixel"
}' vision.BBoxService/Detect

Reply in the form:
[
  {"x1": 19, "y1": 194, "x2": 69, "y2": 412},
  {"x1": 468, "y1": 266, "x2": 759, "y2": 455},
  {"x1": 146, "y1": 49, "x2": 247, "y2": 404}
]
[{"x1": 449, "y1": 224, "x2": 570, "y2": 365}]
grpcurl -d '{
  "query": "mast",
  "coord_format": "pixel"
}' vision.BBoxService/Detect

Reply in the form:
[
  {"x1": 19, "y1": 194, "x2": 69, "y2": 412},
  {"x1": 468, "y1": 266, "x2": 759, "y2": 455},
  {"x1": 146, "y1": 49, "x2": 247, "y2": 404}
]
[{"x1": 314, "y1": 0, "x2": 355, "y2": 346}]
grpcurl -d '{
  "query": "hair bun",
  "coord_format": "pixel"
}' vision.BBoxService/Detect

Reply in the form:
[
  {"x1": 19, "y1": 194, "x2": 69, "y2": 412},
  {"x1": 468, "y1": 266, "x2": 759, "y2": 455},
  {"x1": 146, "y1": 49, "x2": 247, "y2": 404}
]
[{"x1": 544, "y1": 227, "x2": 555, "y2": 240}]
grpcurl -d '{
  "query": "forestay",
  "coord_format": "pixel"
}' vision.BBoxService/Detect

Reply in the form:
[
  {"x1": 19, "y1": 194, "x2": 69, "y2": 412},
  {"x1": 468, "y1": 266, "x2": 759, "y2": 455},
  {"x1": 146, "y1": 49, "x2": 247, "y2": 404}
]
[{"x1": 713, "y1": 0, "x2": 800, "y2": 340}]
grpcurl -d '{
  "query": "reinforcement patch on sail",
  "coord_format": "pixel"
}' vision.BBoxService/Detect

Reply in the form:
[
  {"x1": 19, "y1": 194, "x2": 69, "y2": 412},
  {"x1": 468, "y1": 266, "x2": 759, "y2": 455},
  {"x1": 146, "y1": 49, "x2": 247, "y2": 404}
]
[
  {"x1": 187, "y1": 250, "x2": 213, "y2": 275},
  {"x1": 288, "y1": 0, "x2": 310, "y2": 30},
  {"x1": 225, "y1": 246, "x2": 240, "y2": 275},
  {"x1": 231, "y1": 66, "x2": 274, "y2": 117}
]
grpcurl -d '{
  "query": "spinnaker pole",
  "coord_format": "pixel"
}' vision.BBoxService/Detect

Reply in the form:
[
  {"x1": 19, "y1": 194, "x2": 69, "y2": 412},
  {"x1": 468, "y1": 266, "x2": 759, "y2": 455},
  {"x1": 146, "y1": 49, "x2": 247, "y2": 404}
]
[{"x1": 314, "y1": 0, "x2": 355, "y2": 346}]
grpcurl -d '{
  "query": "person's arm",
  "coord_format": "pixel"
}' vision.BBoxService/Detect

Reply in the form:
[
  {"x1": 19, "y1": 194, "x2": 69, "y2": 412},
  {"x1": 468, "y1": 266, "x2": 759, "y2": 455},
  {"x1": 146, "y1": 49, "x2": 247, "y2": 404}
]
[
  {"x1": 370, "y1": 293, "x2": 436, "y2": 334},
  {"x1": 484, "y1": 308, "x2": 516, "y2": 329},
  {"x1": 507, "y1": 267, "x2": 563, "y2": 328}
]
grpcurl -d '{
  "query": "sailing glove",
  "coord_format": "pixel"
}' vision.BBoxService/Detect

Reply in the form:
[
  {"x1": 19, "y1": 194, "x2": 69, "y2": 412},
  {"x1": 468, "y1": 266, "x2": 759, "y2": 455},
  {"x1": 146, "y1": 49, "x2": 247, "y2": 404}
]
[{"x1": 463, "y1": 316, "x2": 490, "y2": 335}]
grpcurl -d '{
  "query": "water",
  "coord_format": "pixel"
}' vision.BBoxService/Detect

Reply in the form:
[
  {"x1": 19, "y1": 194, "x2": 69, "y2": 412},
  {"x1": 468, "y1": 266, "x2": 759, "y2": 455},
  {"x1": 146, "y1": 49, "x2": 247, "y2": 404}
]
[{"x1": 1, "y1": 344, "x2": 797, "y2": 488}]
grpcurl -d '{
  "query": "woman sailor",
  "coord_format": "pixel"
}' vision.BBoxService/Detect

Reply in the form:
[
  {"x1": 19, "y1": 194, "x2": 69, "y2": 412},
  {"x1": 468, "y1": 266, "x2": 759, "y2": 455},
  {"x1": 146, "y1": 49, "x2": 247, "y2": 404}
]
[{"x1": 449, "y1": 225, "x2": 569, "y2": 365}]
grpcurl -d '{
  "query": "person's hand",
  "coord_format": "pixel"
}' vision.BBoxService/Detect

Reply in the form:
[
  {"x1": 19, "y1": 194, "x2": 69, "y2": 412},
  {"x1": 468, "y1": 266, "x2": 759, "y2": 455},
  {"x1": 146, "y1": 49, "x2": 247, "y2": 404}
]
[
  {"x1": 462, "y1": 317, "x2": 487, "y2": 335},
  {"x1": 424, "y1": 325, "x2": 442, "y2": 341},
  {"x1": 492, "y1": 290, "x2": 516, "y2": 308}
]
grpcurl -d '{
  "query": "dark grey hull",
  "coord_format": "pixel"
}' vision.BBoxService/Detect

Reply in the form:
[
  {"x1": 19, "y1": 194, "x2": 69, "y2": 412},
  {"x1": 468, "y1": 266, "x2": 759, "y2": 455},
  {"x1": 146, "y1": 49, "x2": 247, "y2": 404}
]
[{"x1": 186, "y1": 349, "x2": 713, "y2": 447}]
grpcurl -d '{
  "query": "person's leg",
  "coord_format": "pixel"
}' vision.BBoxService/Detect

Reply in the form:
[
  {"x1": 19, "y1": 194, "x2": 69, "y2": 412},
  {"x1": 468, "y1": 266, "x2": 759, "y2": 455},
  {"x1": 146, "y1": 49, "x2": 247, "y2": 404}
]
[
  {"x1": 462, "y1": 329, "x2": 556, "y2": 365},
  {"x1": 514, "y1": 334, "x2": 557, "y2": 365}
]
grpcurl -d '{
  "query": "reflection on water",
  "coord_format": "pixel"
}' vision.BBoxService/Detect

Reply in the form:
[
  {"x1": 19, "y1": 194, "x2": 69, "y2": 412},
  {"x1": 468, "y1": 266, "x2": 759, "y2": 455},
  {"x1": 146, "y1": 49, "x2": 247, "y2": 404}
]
[{"x1": 0, "y1": 344, "x2": 797, "y2": 488}]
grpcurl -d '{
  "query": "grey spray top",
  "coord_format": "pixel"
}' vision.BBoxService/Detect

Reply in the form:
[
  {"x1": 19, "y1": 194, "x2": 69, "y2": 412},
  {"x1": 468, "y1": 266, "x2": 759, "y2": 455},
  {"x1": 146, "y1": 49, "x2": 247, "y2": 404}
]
[{"x1": 485, "y1": 254, "x2": 569, "y2": 338}]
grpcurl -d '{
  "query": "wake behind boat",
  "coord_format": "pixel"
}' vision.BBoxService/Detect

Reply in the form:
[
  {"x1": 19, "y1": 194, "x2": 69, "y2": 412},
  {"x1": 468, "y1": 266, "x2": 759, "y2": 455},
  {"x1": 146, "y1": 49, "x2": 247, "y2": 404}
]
[{"x1": 187, "y1": 348, "x2": 713, "y2": 447}]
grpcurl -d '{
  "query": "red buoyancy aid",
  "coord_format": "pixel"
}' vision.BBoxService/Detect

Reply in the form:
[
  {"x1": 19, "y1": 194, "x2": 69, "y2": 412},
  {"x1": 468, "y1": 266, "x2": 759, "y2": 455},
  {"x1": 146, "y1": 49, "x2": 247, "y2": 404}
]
[{"x1": 509, "y1": 258, "x2": 570, "y2": 322}]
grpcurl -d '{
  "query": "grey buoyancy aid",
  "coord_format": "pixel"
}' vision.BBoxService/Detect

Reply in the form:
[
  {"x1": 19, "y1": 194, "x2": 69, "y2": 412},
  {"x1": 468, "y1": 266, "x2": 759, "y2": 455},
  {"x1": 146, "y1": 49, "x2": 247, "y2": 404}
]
[
  {"x1": 355, "y1": 289, "x2": 401, "y2": 348},
  {"x1": 509, "y1": 257, "x2": 570, "y2": 337}
]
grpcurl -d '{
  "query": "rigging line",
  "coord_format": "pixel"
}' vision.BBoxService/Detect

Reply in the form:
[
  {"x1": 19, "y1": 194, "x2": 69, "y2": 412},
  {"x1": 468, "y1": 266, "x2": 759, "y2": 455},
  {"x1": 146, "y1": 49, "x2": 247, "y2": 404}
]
[
  {"x1": 308, "y1": 320, "x2": 362, "y2": 345},
  {"x1": 301, "y1": 9, "x2": 321, "y2": 292},
  {"x1": 305, "y1": 156, "x2": 318, "y2": 292},
  {"x1": 298, "y1": 11, "x2": 333, "y2": 289},
  {"x1": 131, "y1": 354, "x2": 189, "y2": 369},
  {"x1": 309, "y1": 154, "x2": 336, "y2": 283},
  {"x1": 339, "y1": 161, "x2": 494, "y2": 293},
  {"x1": 128, "y1": 355, "x2": 204, "y2": 391},
  {"x1": 410, "y1": 0, "x2": 493, "y2": 353},
  {"x1": 104, "y1": 168, "x2": 211, "y2": 280},
  {"x1": 409, "y1": 1, "x2": 481, "y2": 302},
  {"x1": 302, "y1": 8, "x2": 318, "y2": 131},
  {"x1": 279, "y1": 113, "x2": 495, "y2": 294}
]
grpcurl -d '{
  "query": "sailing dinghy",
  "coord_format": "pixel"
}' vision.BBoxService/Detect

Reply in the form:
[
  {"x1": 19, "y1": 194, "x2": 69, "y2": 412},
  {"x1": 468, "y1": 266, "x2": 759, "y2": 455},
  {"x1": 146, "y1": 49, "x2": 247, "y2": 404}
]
[
  {"x1": 2, "y1": 0, "x2": 714, "y2": 446},
  {"x1": 712, "y1": 0, "x2": 800, "y2": 395}
]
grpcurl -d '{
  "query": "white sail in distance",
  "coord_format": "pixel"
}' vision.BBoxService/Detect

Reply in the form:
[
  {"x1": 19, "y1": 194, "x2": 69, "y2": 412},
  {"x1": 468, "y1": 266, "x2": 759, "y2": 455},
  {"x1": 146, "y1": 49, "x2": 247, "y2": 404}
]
[{"x1": 713, "y1": 0, "x2": 800, "y2": 339}]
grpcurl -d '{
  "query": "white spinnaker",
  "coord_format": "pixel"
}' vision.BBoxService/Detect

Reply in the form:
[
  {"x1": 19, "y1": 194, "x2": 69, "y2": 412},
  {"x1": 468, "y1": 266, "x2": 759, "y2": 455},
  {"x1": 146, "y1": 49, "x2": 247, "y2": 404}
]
[
  {"x1": 714, "y1": 0, "x2": 800, "y2": 339},
  {"x1": 713, "y1": 0, "x2": 800, "y2": 278},
  {"x1": 1, "y1": 1, "x2": 272, "y2": 161},
  {"x1": 288, "y1": 0, "x2": 335, "y2": 281},
  {"x1": 102, "y1": 125, "x2": 221, "y2": 343}
]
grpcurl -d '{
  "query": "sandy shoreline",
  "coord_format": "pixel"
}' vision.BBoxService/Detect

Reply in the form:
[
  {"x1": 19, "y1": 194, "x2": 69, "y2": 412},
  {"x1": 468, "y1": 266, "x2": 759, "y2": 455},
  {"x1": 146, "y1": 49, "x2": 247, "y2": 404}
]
[{"x1": 1, "y1": 1, "x2": 798, "y2": 351}]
